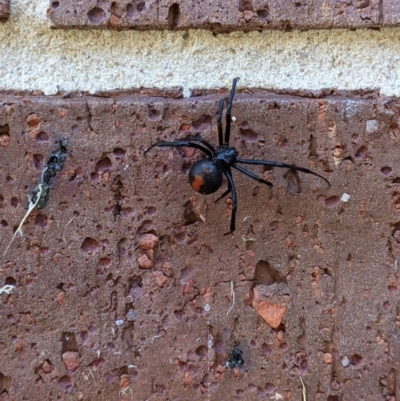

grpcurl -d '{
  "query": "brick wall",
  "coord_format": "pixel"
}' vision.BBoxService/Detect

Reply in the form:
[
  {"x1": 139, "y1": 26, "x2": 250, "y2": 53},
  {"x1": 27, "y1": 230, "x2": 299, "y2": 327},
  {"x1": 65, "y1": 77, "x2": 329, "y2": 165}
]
[{"x1": 1, "y1": 1, "x2": 400, "y2": 400}]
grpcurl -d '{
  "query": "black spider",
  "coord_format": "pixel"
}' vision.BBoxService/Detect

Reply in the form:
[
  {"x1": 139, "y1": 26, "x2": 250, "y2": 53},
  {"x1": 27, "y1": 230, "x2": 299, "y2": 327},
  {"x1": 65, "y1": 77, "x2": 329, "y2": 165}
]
[
  {"x1": 225, "y1": 343, "x2": 244, "y2": 369},
  {"x1": 144, "y1": 78, "x2": 330, "y2": 234}
]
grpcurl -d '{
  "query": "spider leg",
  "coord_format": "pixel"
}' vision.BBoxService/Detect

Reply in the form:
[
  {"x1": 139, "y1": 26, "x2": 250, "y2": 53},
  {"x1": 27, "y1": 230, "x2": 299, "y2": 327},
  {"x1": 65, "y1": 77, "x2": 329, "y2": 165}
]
[
  {"x1": 236, "y1": 158, "x2": 330, "y2": 186},
  {"x1": 217, "y1": 99, "x2": 224, "y2": 147},
  {"x1": 214, "y1": 185, "x2": 231, "y2": 204},
  {"x1": 180, "y1": 137, "x2": 216, "y2": 153},
  {"x1": 224, "y1": 78, "x2": 240, "y2": 147},
  {"x1": 223, "y1": 169, "x2": 237, "y2": 235},
  {"x1": 233, "y1": 165, "x2": 273, "y2": 188},
  {"x1": 144, "y1": 141, "x2": 213, "y2": 157}
]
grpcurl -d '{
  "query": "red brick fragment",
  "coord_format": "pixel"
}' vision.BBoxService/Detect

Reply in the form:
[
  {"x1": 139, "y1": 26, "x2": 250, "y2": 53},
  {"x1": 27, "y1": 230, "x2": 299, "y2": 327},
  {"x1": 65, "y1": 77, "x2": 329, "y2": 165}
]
[
  {"x1": 252, "y1": 300, "x2": 286, "y2": 329},
  {"x1": 324, "y1": 353, "x2": 333, "y2": 364},
  {"x1": 56, "y1": 291, "x2": 65, "y2": 305},
  {"x1": 26, "y1": 114, "x2": 40, "y2": 127},
  {"x1": 0, "y1": 133, "x2": 10, "y2": 148},
  {"x1": 154, "y1": 271, "x2": 168, "y2": 287},
  {"x1": 138, "y1": 233, "x2": 158, "y2": 250},
  {"x1": 251, "y1": 286, "x2": 288, "y2": 329},
  {"x1": 138, "y1": 254, "x2": 153, "y2": 269},
  {"x1": 62, "y1": 351, "x2": 80, "y2": 372},
  {"x1": 42, "y1": 360, "x2": 53, "y2": 373}
]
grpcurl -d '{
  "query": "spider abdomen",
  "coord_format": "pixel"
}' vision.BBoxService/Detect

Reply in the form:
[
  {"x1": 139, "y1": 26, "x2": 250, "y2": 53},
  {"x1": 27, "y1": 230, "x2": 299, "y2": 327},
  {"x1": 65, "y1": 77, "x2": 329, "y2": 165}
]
[{"x1": 189, "y1": 159, "x2": 223, "y2": 194}]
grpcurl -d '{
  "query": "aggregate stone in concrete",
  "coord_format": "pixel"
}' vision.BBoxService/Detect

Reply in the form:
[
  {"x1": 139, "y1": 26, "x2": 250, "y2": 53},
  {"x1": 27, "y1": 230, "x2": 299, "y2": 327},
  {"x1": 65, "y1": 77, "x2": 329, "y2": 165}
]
[
  {"x1": 47, "y1": 0, "x2": 400, "y2": 31},
  {"x1": 0, "y1": 90, "x2": 400, "y2": 400},
  {"x1": 0, "y1": 0, "x2": 9, "y2": 19}
]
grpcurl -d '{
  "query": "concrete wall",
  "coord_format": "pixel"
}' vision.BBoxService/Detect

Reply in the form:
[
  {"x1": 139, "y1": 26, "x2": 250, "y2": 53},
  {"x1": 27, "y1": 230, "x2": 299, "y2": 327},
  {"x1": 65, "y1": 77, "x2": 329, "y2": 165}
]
[{"x1": 0, "y1": 0, "x2": 400, "y2": 95}]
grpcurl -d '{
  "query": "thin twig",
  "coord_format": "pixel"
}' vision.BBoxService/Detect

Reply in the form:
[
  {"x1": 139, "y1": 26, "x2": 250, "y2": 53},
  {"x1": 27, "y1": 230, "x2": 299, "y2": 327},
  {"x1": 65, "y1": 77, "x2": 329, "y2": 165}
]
[
  {"x1": 119, "y1": 386, "x2": 133, "y2": 398},
  {"x1": 62, "y1": 214, "x2": 77, "y2": 241},
  {"x1": 241, "y1": 237, "x2": 256, "y2": 242},
  {"x1": 150, "y1": 334, "x2": 162, "y2": 343},
  {"x1": 226, "y1": 281, "x2": 235, "y2": 316},
  {"x1": 3, "y1": 184, "x2": 44, "y2": 256},
  {"x1": 0, "y1": 285, "x2": 15, "y2": 294},
  {"x1": 300, "y1": 377, "x2": 307, "y2": 401},
  {"x1": 83, "y1": 368, "x2": 97, "y2": 384}
]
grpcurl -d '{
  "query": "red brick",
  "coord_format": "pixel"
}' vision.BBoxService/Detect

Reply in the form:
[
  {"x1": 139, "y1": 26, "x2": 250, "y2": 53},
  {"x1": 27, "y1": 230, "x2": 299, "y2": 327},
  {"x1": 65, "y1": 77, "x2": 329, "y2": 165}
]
[
  {"x1": 0, "y1": 90, "x2": 399, "y2": 400},
  {"x1": 0, "y1": 0, "x2": 9, "y2": 19},
  {"x1": 47, "y1": 0, "x2": 400, "y2": 31}
]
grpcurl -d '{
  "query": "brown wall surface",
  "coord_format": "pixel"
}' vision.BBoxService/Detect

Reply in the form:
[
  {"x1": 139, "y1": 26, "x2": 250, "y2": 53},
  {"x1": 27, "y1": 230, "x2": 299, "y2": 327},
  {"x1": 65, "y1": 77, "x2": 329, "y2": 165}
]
[
  {"x1": 48, "y1": 0, "x2": 400, "y2": 31},
  {"x1": 0, "y1": 0, "x2": 9, "y2": 19},
  {"x1": 1, "y1": 90, "x2": 400, "y2": 399}
]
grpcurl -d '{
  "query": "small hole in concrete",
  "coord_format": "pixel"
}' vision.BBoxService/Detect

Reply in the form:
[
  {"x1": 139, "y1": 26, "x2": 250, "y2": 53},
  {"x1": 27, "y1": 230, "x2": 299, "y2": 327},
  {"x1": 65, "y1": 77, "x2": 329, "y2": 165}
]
[
  {"x1": 147, "y1": 106, "x2": 160, "y2": 121},
  {"x1": 100, "y1": 257, "x2": 111, "y2": 267},
  {"x1": 37, "y1": 132, "x2": 49, "y2": 143},
  {"x1": 110, "y1": 1, "x2": 124, "y2": 17},
  {"x1": 87, "y1": 7, "x2": 106, "y2": 24},
  {"x1": 175, "y1": 231, "x2": 187, "y2": 244},
  {"x1": 95, "y1": 157, "x2": 112, "y2": 173},
  {"x1": 113, "y1": 148, "x2": 126, "y2": 157},
  {"x1": 325, "y1": 196, "x2": 340, "y2": 208},
  {"x1": 81, "y1": 237, "x2": 100, "y2": 254},
  {"x1": 91, "y1": 172, "x2": 99, "y2": 183},
  {"x1": 146, "y1": 206, "x2": 157, "y2": 216},
  {"x1": 327, "y1": 396, "x2": 339, "y2": 401},
  {"x1": 257, "y1": 9, "x2": 269, "y2": 20},
  {"x1": 58, "y1": 375, "x2": 73, "y2": 393},
  {"x1": 5, "y1": 277, "x2": 16, "y2": 286},
  {"x1": 80, "y1": 331, "x2": 88, "y2": 343},
  {"x1": 350, "y1": 354, "x2": 363, "y2": 367},
  {"x1": 260, "y1": 343, "x2": 271, "y2": 356},
  {"x1": 265, "y1": 383, "x2": 276, "y2": 395},
  {"x1": 193, "y1": 115, "x2": 212, "y2": 132},
  {"x1": 168, "y1": 3, "x2": 181, "y2": 29},
  {"x1": 0, "y1": 124, "x2": 10, "y2": 148},
  {"x1": 35, "y1": 214, "x2": 48, "y2": 228},
  {"x1": 300, "y1": 358, "x2": 308, "y2": 373},
  {"x1": 33, "y1": 154, "x2": 44, "y2": 171},
  {"x1": 254, "y1": 260, "x2": 286, "y2": 286},
  {"x1": 279, "y1": 342, "x2": 288, "y2": 351},
  {"x1": 381, "y1": 166, "x2": 392, "y2": 176},
  {"x1": 240, "y1": 0, "x2": 253, "y2": 11},
  {"x1": 0, "y1": 372, "x2": 12, "y2": 393},
  {"x1": 240, "y1": 123, "x2": 258, "y2": 142},
  {"x1": 355, "y1": 146, "x2": 367, "y2": 159},
  {"x1": 61, "y1": 332, "x2": 79, "y2": 353}
]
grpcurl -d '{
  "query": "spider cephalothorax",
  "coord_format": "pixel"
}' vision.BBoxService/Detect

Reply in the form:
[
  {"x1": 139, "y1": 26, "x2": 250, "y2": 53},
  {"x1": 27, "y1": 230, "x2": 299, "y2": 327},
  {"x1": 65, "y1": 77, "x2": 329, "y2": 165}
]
[{"x1": 145, "y1": 78, "x2": 330, "y2": 234}]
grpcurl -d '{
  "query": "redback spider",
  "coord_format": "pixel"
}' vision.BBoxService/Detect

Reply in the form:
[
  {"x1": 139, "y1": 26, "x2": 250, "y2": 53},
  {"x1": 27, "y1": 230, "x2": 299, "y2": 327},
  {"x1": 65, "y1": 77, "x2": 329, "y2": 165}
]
[{"x1": 144, "y1": 78, "x2": 330, "y2": 234}]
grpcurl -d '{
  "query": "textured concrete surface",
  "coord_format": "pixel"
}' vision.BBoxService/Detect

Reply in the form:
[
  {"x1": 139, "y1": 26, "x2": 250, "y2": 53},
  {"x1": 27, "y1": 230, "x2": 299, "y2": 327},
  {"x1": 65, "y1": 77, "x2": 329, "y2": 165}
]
[
  {"x1": 1, "y1": 90, "x2": 400, "y2": 400},
  {"x1": 48, "y1": 0, "x2": 398, "y2": 31},
  {"x1": 1, "y1": 0, "x2": 400, "y2": 96}
]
